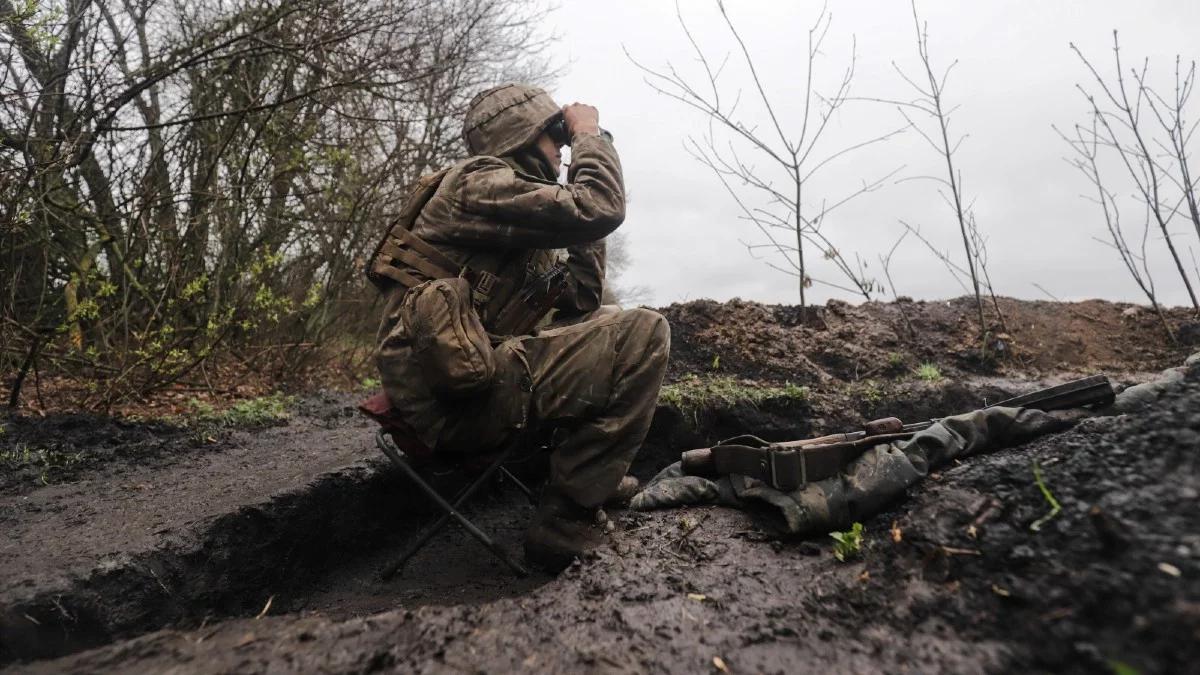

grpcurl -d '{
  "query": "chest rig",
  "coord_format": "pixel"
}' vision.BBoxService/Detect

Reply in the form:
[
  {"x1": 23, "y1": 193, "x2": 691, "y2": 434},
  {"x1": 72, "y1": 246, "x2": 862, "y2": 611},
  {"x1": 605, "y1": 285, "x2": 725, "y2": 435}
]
[{"x1": 366, "y1": 169, "x2": 567, "y2": 337}]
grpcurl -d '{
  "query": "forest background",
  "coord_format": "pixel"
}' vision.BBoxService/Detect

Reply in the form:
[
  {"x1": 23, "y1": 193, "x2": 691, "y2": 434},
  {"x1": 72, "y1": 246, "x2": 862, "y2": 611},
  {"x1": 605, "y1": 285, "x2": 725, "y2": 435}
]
[{"x1": 2, "y1": 0, "x2": 1198, "y2": 412}]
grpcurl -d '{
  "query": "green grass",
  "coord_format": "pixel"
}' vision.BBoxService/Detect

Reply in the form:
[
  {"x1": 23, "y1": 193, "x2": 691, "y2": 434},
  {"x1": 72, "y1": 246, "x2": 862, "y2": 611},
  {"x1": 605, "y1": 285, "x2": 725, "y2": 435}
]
[
  {"x1": 658, "y1": 375, "x2": 808, "y2": 417},
  {"x1": 186, "y1": 392, "x2": 295, "y2": 428},
  {"x1": 0, "y1": 443, "x2": 85, "y2": 485},
  {"x1": 1029, "y1": 460, "x2": 1062, "y2": 532},
  {"x1": 859, "y1": 379, "x2": 884, "y2": 406},
  {"x1": 915, "y1": 362, "x2": 943, "y2": 382},
  {"x1": 831, "y1": 522, "x2": 865, "y2": 562},
  {"x1": 1108, "y1": 660, "x2": 1141, "y2": 675}
]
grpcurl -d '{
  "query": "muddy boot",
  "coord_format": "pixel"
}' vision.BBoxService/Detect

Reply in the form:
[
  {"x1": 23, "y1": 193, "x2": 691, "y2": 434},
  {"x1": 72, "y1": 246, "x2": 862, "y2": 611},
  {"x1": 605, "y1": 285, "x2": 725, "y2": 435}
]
[
  {"x1": 604, "y1": 475, "x2": 640, "y2": 508},
  {"x1": 524, "y1": 490, "x2": 604, "y2": 573}
]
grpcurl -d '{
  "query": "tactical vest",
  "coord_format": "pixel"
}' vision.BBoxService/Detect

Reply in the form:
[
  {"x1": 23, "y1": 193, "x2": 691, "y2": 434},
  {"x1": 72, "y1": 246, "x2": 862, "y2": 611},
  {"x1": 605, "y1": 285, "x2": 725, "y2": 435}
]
[{"x1": 366, "y1": 170, "x2": 566, "y2": 337}]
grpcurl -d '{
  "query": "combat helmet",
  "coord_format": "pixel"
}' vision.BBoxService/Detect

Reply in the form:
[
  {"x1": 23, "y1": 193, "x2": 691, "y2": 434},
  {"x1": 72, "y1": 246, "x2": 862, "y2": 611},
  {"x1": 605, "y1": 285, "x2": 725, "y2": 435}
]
[{"x1": 463, "y1": 84, "x2": 560, "y2": 157}]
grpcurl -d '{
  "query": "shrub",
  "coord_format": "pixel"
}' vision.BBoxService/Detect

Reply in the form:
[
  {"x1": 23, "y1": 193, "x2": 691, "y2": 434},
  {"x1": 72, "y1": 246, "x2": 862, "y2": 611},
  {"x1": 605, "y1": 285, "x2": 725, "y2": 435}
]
[{"x1": 916, "y1": 363, "x2": 943, "y2": 382}]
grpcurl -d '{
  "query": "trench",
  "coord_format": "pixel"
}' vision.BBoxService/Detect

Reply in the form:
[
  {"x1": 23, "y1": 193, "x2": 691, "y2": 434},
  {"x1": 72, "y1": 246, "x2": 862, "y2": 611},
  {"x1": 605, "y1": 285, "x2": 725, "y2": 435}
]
[
  {"x1": 0, "y1": 458, "x2": 549, "y2": 665},
  {"x1": 1, "y1": 376, "x2": 1039, "y2": 667}
]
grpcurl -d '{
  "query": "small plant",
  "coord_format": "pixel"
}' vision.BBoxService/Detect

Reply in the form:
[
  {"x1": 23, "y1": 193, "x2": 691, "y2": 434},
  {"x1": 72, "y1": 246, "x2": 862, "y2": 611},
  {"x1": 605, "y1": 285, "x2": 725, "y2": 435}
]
[
  {"x1": 860, "y1": 380, "x2": 883, "y2": 406},
  {"x1": 781, "y1": 382, "x2": 809, "y2": 401},
  {"x1": 1030, "y1": 460, "x2": 1062, "y2": 532},
  {"x1": 0, "y1": 443, "x2": 86, "y2": 485},
  {"x1": 225, "y1": 394, "x2": 294, "y2": 426},
  {"x1": 830, "y1": 522, "x2": 864, "y2": 562},
  {"x1": 1108, "y1": 660, "x2": 1141, "y2": 675},
  {"x1": 360, "y1": 377, "x2": 381, "y2": 391},
  {"x1": 915, "y1": 363, "x2": 942, "y2": 382},
  {"x1": 887, "y1": 352, "x2": 905, "y2": 369},
  {"x1": 186, "y1": 393, "x2": 295, "y2": 428}
]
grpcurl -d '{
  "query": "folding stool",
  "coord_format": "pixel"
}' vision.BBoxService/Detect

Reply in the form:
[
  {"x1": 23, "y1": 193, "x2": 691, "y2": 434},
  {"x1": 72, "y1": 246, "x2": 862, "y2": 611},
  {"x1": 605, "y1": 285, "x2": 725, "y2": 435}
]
[{"x1": 359, "y1": 393, "x2": 538, "y2": 578}]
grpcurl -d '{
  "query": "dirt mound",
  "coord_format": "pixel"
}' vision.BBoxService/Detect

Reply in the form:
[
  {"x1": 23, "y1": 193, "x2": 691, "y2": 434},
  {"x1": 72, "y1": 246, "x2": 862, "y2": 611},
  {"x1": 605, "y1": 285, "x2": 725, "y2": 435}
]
[{"x1": 661, "y1": 296, "x2": 1194, "y2": 384}]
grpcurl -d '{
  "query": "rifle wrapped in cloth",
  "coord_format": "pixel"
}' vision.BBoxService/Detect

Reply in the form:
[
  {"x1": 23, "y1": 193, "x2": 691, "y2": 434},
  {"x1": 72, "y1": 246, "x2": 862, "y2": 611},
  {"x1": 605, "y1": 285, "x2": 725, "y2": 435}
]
[{"x1": 678, "y1": 375, "x2": 1114, "y2": 492}]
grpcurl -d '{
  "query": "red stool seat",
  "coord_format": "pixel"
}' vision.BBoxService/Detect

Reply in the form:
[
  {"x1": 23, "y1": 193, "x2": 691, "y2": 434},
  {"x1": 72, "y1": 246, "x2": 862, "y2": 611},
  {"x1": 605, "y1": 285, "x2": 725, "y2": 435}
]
[{"x1": 357, "y1": 391, "x2": 435, "y2": 463}]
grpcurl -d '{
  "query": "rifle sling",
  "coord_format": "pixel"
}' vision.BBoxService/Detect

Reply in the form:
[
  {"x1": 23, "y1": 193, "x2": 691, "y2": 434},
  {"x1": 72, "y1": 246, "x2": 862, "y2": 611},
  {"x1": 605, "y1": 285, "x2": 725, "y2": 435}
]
[{"x1": 709, "y1": 432, "x2": 915, "y2": 491}]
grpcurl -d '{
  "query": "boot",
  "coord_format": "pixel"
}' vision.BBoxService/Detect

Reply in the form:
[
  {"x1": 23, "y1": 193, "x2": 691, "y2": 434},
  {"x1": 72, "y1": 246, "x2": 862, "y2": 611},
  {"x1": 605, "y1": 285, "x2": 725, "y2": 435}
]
[
  {"x1": 524, "y1": 490, "x2": 604, "y2": 573},
  {"x1": 605, "y1": 475, "x2": 640, "y2": 508}
]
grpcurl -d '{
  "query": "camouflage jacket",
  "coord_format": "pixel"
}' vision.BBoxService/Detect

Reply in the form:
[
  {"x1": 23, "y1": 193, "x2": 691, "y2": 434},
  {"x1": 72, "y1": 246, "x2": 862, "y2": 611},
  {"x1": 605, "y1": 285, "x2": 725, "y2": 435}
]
[{"x1": 376, "y1": 132, "x2": 625, "y2": 447}]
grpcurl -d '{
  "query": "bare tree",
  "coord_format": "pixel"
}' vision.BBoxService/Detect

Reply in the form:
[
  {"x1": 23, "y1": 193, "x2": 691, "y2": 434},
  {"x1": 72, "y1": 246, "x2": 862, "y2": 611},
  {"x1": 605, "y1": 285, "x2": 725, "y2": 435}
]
[
  {"x1": 1057, "y1": 115, "x2": 1176, "y2": 341},
  {"x1": 865, "y1": 1, "x2": 1005, "y2": 355},
  {"x1": 627, "y1": 0, "x2": 905, "y2": 317},
  {"x1": 1140, "y1": 57, "x2": 1200, "y2": 250},
  {"x1": 604, "y1": 230, "x2": 652, "y2": 307},
  {"x1": 1070, "y1": 31, "x2": 1200, "y2": 312},
  {"x1": 878, "y1": 230, "x2": 915, "y2": 339}
]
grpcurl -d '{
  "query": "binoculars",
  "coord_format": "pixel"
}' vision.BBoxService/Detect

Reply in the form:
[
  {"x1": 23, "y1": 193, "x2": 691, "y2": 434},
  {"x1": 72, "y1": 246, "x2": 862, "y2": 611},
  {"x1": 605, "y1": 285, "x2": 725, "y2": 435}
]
[{"x1": 547, "y1": 115, "x2": 613, "y2": 146}]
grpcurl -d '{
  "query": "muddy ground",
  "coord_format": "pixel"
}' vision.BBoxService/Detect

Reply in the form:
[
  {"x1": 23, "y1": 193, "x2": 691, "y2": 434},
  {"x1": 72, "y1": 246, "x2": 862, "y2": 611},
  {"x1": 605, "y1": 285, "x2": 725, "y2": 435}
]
[{"x1": 1, "y1": 297, "x2": 1197, "y2": 673}]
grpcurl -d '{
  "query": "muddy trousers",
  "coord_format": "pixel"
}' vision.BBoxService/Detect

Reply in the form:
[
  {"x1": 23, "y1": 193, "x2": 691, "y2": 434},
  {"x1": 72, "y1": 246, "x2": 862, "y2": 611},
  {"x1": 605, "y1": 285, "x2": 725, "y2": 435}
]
[{"x1": 439, "y1": 308, "x2": 670, "y2": 509}]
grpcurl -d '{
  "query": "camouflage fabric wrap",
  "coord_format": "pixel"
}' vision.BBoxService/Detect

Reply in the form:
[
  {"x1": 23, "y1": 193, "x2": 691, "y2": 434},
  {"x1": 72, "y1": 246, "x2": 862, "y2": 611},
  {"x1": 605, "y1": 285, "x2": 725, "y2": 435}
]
[
  {"x1": 632, "y1": 406, "x2": 1079, "y2": 536},
  {"x1": 635, "y1": 356, "x2": 1197, "y2": 532},
  {"x1": 463, "y1": 83, "x2": 561, "y2": 157},
  {"x1": 1103, "y1": 363, "x2": 1190, "y2": 414}
]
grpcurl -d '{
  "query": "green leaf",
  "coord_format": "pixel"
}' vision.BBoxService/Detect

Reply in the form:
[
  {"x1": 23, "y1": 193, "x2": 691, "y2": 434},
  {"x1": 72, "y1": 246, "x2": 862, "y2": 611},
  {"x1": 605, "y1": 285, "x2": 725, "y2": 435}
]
[
  {"x1": 830, "y1": 522, "x2": 864, "y2": 562},
  {"x1": 1108, "y1": 660, "x2": 1141, "y2": 675},
  {"x1": 1030, "y1": 460, "x2": 1062, "y2": 532}
]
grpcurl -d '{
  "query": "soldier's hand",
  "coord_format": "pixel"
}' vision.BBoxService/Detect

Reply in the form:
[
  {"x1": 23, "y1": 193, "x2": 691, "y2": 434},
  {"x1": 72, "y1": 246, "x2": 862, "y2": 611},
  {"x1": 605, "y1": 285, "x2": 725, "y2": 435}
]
[{"x1": 562, "y1": 103, "x2": 600, "y2": 138}]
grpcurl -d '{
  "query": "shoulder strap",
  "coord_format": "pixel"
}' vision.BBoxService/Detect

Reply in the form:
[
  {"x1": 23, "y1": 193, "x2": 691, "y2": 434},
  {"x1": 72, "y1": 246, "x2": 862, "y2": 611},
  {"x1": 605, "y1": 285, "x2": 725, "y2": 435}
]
[{"x1": 365, "y1": 168, "x2": 453, "y2": 291}]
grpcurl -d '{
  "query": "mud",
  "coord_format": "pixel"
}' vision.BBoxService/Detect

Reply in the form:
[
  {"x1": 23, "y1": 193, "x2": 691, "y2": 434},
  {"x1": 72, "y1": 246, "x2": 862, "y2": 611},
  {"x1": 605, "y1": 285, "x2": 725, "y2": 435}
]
[
  {"x1": 1, "y1": 298, "x2": 1196, "y2": 673},
  {"x1": 0, "y1": 392, "x2": 544, "y2": 664},
  {"x1": 11, "y1": 369, "x2": 1198, "y2": 674}
]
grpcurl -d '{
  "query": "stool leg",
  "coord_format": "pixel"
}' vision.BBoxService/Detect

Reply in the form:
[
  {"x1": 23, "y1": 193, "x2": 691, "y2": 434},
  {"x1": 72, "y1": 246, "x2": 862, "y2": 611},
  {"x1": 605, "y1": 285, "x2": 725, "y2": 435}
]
[
  {"x1": 499, "y1": 466, "x2": 538, "y2": 505},
  {"x1": 377, "y1": 432, "x2": 530, "y2": 579}
]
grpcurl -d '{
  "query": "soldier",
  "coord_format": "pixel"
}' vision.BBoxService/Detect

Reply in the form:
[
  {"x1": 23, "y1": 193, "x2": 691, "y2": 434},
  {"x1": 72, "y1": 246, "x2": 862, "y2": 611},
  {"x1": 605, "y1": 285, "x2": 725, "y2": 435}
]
[{"x1": 369, "y1": 84, "x2": 670, "y2": 572}]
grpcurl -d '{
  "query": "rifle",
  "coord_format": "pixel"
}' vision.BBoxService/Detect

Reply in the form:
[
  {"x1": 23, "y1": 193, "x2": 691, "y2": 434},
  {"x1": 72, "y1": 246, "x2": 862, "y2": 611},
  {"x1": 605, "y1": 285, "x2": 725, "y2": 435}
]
[
  {"x1": 679, "y1": 375, "x2": 1115, "y2": 491},
  {"x1": 490, "y1": 263, "x2": 568, "y2": 336}
]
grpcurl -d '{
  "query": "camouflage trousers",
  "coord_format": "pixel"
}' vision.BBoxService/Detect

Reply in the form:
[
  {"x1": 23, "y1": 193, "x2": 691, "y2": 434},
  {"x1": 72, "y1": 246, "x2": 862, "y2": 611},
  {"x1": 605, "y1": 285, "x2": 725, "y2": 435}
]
[{"x1": 438, "y1": 307, "x2": 670, "y2": 508}]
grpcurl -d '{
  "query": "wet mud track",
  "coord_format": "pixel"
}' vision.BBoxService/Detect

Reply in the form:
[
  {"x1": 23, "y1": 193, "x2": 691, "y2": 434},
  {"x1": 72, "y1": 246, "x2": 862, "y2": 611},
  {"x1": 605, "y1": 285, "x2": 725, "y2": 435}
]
[
  {"x1": 0, "y1": 394, "x2": 546, "y2": 665},
  {"x1": 3, "y1": 368, "x2": 1199, "y2": 673}
]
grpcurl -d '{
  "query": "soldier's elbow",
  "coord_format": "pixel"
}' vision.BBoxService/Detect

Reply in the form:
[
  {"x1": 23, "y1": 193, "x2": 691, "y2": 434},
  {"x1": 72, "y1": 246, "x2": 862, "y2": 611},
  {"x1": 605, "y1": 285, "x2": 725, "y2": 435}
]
[
  {"x1": 592, "y1": 199, "x2": 626, "y2": 232},
  {"x1": 600, "y1": 209, "x2": 625, "y2": 232}
]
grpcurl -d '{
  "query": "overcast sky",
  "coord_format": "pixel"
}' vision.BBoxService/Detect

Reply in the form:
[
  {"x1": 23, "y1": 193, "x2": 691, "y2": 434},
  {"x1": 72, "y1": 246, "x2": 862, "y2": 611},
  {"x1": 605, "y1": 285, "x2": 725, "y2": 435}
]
[{"x1": 546, "y1": 0, "x2": 1200, "y2": 308}]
